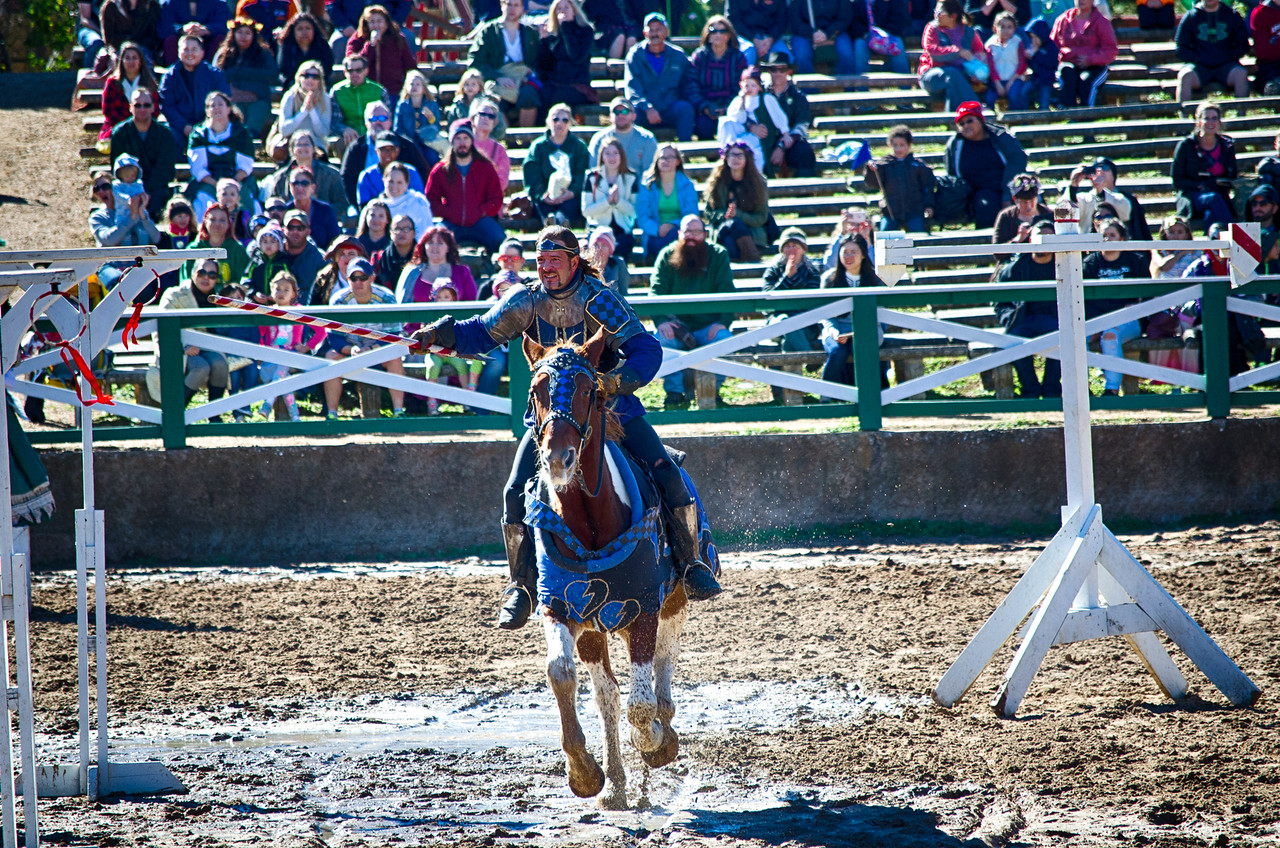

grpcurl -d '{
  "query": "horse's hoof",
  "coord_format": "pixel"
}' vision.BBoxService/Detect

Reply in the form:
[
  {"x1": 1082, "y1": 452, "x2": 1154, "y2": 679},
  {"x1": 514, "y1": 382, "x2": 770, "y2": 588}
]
[
  {"x1": 597, "y1": 786, "x2": 629, "y2": 810},
  {"x1": 568, "y1": 757, "x2": 606, "y2": 798},
  {"x1": 639, "y1": 727, "x2": 679, "y2": 768}
]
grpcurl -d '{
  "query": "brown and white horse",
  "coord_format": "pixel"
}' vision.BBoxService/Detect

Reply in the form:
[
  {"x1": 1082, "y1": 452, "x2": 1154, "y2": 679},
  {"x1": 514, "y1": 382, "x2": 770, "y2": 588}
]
[{"x1": 523, "y1": 331, "x2": 686, "y2": 810}]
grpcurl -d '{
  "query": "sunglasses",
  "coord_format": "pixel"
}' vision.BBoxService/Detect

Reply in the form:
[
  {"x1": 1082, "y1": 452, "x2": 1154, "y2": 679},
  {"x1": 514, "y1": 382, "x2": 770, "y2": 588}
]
[
  {"x1": 93, "y1": 183, "x2": 111, "y2": 192},
  {"x1": 536, "y1": 239, "x2": 577, "y2": 255},
  {"x1": 349, "y1": 273, "x2": 370, "y2": 282},
  {"x1": 290, "y1": 180, "x2": 313, "y2": 187},
  {"x1": 346, "y1": 65, "x2": 367, "y2": 73},
  {"x1": 133, "y1": 102, "x2": 154, "y2": 108},
  {"x1": 301, "y1": 72, "x2": 321, "y2": 79},
  {"x1": 611, "y1": 107, "x2": 632, "y2": 115},
  {"x1": 708, "y1": 27, "x2": 729, "y2": 33},
  {"x1": 551, "y1": 116, "x2": 571, "y2": 123},
  {"x1": 476, "y1": 110, "x2": 498, "y2": 119},
  {"x1": 368, "y1": 115, "x2": 389, "y2": 123},
  {"x1": 195, "y1": 269, "x2": 218, "y2": 278},
  {"x1": 286, "y1": 223, "x2": 308, "y2": 231}
]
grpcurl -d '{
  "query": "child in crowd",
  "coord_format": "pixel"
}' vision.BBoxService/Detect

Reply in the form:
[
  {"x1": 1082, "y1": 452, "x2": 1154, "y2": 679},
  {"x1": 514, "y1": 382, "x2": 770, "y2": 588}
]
[
  {"x1": 862, "y1": 126, "x2": 936, "y2": 233},
  {"x1": 395, "y1": 70, "x2": 450, "y2": 160},
  {"x1": 717, "y1": 68, "x2": 789, "y2": 173},
  {"x1": 425, "y1": 281, "x2": 482, "y2": 415},
  {"x1": 447, "y1": 69, "x2": 487, "y2": 126},
  {"x1": 256, "y1": 271, "x2": 312, "y2": 421},
  {"x1": 111, "y1": 153, "x2": 153, "y2": 245},
  {"x1": 984, "y1": 13, "x2": 1026, "y2": 109},
  {"x1": 1020, "y1": 18, "x2": 1058, "y2": 110},
  {"x1": 244, "y1": 223, "x2": 290, "y2": 300}
]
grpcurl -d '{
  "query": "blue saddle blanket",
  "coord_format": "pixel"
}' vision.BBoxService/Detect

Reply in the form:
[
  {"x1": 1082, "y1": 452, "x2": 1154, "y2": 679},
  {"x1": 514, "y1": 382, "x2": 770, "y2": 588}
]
[{"x1": 526, "y1": 442, "x2": 717, "y2": 632}]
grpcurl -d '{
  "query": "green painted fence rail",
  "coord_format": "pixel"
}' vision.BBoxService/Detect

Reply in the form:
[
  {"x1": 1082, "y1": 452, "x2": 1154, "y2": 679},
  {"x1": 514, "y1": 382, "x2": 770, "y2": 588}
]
[{"x1": 16, "y1": 275, "x2": 1280, "y2": 449}]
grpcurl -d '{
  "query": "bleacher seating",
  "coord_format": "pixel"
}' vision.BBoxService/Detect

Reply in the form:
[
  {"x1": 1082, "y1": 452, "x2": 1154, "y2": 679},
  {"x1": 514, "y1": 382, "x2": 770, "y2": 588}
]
[{"x1": 72, "y1": 13, "x2": 1280, "y2": 408}]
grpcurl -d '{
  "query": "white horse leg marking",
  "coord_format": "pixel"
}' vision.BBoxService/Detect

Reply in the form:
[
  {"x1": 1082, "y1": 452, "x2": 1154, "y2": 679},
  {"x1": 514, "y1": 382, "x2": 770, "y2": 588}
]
[
  {"x1": 545, "y1": 617, "x2": 604, "y2": 797},
  {"x1": 654, "y1": 597, "x2": 687, "y2": 725},
  {"x1": 579, "y1": 635, "x2": 627, "y2": 810},
  {"x1": 628, "y1": 657, "x2": 663, "y2": 753}
]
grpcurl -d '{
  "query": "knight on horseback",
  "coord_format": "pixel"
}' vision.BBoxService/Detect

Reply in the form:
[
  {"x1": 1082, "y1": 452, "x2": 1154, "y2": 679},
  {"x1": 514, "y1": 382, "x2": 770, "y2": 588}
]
[{"x1": 410, "y1": 225, "x2": 722, "y2": 629}]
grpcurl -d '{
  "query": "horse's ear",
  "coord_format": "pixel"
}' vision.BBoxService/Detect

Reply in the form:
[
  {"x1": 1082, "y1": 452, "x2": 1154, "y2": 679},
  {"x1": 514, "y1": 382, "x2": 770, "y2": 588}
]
[
  {"x1": 523, "y1": 335, "x2": 547, "y2": 368},
  {"x1": 580, "y1": 327, "x2": 609, "y2": 369}
]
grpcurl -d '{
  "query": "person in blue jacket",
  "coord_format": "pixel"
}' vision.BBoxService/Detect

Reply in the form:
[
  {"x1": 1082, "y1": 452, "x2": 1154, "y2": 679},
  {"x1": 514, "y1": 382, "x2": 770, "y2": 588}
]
[
  {"x1": 158, "y1": 33, "x2": 231, "y2": 139},
  {"x1": 410, "y1": 226, "x2": 723, "y2": 630},
  {"x1": 636, "y1": 143, "x2": 700, "y2": 261}
]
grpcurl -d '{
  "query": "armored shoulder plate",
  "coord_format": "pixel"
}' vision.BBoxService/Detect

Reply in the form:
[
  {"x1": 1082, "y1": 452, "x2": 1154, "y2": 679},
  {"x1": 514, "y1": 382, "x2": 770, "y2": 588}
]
[{"x1": 480, "y1": 283, "x2": 538, "y2": 343}]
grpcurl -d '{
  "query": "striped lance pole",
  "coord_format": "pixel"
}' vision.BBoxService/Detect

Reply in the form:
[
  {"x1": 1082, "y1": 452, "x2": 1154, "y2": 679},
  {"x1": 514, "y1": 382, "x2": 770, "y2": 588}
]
[{"x1": 206, "y1": 295, "x2": 484, "y2": 359}]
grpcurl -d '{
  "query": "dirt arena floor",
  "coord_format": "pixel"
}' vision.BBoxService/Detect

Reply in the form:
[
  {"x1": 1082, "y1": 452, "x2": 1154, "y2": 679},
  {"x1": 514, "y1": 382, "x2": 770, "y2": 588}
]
[{"x1": 20, "y1": 521, "x2": 1280, "y2": 848}]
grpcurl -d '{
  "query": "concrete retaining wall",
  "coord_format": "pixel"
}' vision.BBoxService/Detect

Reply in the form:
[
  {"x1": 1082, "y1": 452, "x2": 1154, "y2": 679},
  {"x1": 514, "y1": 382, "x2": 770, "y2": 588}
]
[{"x1": 29, "y1": 417, "x2": 1280, "y2": 566}]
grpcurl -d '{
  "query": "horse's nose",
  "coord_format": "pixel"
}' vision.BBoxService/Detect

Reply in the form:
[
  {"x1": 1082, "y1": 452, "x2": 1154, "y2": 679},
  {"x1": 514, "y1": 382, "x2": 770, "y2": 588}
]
[{"x1": 561, "y1": 446, "x2": 577, "y2": 471}]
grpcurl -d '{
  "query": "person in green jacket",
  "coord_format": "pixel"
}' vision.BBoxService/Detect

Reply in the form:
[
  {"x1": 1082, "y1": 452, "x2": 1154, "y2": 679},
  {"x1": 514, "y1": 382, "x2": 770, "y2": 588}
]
[
  {"x1": 467, "y1": 0, "x2": 543, "y2": 127},
  {"x1": 181, "y1": 203, "x2": 251, "y2": 287},
  {"x1": 650, "y1": 214, "x2": 737, "y2": 408},
  {"x1": 330, "y1": 55, "x2": 388, "y2": 149},
  {"x1": 523, "y1": 103, "x2": 591, "y2": 226}
]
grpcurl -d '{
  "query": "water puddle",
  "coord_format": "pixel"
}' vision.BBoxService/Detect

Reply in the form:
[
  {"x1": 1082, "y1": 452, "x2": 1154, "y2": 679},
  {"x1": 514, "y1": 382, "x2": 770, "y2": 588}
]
[
  {"x1": 69, "y1": 678, "x2": 928, "y2": 759},
  {"x1": 35, "y1": 679, "x2": 948, "y2": 845}
]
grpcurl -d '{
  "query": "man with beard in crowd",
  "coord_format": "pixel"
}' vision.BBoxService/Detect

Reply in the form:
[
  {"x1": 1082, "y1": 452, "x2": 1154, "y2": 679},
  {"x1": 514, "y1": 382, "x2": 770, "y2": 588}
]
[
  {"x1": 650, "y1": 214, "x2": 737, "y2": 408},
  {"x1": 424, "y1": 120, "x2": 506, "y2": 254}
]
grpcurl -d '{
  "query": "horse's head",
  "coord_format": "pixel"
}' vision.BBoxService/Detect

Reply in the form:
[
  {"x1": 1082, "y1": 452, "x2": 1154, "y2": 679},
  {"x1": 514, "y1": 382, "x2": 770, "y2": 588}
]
[{"x1": 525, "y1": 330, "x2": 611, "y2": 492}]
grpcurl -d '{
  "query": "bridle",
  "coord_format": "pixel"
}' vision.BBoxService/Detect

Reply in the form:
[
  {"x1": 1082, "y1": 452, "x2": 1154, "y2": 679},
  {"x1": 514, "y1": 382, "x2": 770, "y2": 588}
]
[{"x1": 531, "y1": 347, "x2": 607, "y2": 498}]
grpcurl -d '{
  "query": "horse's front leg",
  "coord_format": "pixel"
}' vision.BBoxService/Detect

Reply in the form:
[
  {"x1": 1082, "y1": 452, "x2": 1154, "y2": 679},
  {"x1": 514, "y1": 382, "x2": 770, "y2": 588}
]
[
  {"x1": 625, "y1": 612, "x2": 664, "y2": 754},
  {"x1": 642, "y1": 584, "x2": 687, "y2": 768},
  {"x1": 545, "y1": 615, "x2": 604, "y2": 797},
  {"x1": 577, "y1": 630, "x2": 627, "y2": 809}
]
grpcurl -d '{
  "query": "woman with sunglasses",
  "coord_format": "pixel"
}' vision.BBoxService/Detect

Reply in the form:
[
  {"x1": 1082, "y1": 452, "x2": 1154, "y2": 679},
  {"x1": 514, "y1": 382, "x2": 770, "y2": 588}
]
[
  {"x1": 267, "y1": 60, "x2": 332, "y2": 163},
  {"x1": 690, "y1": 16, "x2": 748, "y2": 141},
  {"x1": 468, "y1": 97, "x2": 511, "y2": 191},
  {"x1": 157, "y1": 258, "x2": 233, "y2": 420},
  {"x1": 524, "y1": 104, "x2": 591, "y2": 226},
  {"x1": 275, "y1": 12, "x2": 332, "y2": 87}
]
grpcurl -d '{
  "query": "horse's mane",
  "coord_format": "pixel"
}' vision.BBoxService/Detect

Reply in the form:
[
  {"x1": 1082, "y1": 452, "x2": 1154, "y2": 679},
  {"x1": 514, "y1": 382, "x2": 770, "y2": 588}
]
[{"x1": 536, "y1": 340, "x2": 625, "y2": 443}]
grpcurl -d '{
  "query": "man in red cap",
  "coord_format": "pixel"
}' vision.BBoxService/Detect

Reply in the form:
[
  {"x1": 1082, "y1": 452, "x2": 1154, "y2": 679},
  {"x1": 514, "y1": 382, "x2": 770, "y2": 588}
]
[
  {"x1": 424, "y1": 120, "x2": 506, "y2": 253},
  {"x1": 942, "y1": 101, "x2": 1028, "y2": 228}
]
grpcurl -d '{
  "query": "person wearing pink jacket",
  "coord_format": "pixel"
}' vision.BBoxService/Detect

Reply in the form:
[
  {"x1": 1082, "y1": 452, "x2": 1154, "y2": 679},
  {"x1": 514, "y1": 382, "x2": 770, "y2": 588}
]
[{"x1": 1050, "y1": 0, "x2": 1117, "y2": 107}]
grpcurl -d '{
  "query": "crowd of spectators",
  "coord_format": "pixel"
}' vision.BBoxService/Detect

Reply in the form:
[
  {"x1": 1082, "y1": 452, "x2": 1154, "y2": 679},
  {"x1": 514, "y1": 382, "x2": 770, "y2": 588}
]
[{"x1": 75, "y1": 0, "x2": 1280, "y2": 417}]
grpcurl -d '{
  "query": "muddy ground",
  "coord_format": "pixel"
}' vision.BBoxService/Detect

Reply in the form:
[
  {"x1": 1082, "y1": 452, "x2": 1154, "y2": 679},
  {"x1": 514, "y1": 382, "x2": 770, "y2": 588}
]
[{"x1": 18, "y1": 521, "x2": 1280, "y2": 848}]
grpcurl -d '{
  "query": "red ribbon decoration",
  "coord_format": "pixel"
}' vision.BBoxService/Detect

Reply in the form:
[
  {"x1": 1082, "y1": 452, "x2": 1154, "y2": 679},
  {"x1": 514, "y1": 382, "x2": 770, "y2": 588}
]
[
  {"x1": 59, "y1": 346, "x2": 114, "y2": 407},
  {"x1": 120, "y1": 263, "x2": 161, "y2": 350},
  {"x1": 29, "y1": 286, "x2": 115, "y2": 407}
]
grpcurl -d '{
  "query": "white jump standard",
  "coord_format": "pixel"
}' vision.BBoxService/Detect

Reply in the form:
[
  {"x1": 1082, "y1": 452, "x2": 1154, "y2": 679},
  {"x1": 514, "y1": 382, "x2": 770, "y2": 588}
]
[{"x1": 878, "y1": 220, "x2": 1263, "y2": 718}]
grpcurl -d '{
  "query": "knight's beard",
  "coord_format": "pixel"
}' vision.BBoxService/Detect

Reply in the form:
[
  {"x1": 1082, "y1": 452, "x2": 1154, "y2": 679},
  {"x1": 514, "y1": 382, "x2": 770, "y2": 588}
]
[{"x1": 670, "y1": 239, "x2": 709, "y2": 275}]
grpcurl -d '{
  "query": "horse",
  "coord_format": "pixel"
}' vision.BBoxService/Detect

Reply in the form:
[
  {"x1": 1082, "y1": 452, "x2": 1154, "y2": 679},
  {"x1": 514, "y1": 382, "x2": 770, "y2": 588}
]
[{"x1": 522, "y1": 330, "x2": 707, "y2": 810}]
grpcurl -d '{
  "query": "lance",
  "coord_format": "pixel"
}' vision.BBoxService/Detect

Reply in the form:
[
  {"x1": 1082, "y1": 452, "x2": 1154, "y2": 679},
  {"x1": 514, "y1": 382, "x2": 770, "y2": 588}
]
[{"x1": 207, "y1": 295, "x2": 485, "y2": 359}]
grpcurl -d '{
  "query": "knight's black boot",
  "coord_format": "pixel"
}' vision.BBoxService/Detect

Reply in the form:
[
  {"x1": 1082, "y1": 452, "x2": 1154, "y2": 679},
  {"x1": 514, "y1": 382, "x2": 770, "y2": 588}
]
[
  {"x1": 498, "y1": 522, "x2": 537, "y2": 629},
  {"x1": 669, "y1": 502, "x2": 722, "y2": 601}
]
